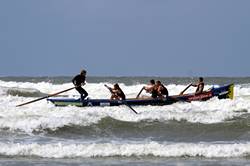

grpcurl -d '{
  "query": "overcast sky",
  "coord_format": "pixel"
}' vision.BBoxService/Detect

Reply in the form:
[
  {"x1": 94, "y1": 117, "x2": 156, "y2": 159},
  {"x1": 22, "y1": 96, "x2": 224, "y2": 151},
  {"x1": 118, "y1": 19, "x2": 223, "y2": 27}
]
[{"x1": 0, "y1": 0, "x2": 249, "y2": 77}]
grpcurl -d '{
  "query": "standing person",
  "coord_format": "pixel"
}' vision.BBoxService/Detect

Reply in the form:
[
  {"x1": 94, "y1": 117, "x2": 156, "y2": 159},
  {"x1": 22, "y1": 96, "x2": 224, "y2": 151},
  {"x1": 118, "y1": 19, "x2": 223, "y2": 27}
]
[
  {"x1": 72, "y1": 69, "x2": 88, "y2": 100},
  {"x1": 155, "y1": 80, "x2": 168, "y2": 98},
  {"x1": 136, "y1": 79, "x2": 157, "y2": 98},
  {"x1": 105, "y1": 83, "x2": 126, "y2": 100}
]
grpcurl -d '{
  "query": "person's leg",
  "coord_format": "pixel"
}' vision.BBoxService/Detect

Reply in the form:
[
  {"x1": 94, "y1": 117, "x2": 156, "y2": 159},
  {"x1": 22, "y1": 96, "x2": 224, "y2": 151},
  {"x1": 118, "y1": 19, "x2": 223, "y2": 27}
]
[
  {"x1": 81, "y1": 88, "x2": 88, "y2": 99},
  {"x1": 76, "y1": 87, "x2": 88, "y2": 100}
]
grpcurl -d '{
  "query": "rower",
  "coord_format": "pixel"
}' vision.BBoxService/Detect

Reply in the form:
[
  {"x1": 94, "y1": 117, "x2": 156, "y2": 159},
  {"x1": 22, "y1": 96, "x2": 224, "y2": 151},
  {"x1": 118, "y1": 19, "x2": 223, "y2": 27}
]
[
  {"x1": 155, "y1": 80, "x2": 168, "y2": 98},
  {"x1": 179, "y1": 77, "x2": 205, "y2": 95},
  {"x1": 105, "y1": 83, "x2": 126, "y2": 100},
  {"x1": 136, "y1": 79, "x2": 157, "y2": 98},
  {"x1": 192, "y1": 77, "x2": 204, "y2": 94}
]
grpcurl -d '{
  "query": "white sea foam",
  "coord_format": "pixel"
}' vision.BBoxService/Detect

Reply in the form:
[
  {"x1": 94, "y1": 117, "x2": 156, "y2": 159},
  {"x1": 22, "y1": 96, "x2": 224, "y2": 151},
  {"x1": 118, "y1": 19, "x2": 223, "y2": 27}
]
[
  {"x1": 0, "y1": 141, "x2": 249, "y2": 158},
  {"x1": 0, "y1": 96, "x2": 249, "y2": 133},
  {"x1": 0, "y1": 80, "x2": 250, "y2": 97},
  {"x1": 0, "y1": 80, "x2": 250, "y2": 133}
]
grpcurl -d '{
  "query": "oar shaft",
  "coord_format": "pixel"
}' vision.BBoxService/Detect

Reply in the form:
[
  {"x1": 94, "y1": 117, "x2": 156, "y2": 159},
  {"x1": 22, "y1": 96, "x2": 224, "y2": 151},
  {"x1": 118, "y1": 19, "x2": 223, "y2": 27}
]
[
  {"x1": 136, "y1": 87, "x2": 144, "y2": 98},
  {"x1": 122, "y1": 101, "x2": 138, "y2": 114},
  {"x1": 16, "y1": 87, "x2": 75, "y2": 107},
  {"x1": 179, "y1": 83, "x2": 192, "y2": 95},
  {"x1": 16, "y1": 96, "x2": 48, "y2": 107},
  {"x1": 48, "y1": 87, "x2": 75, "y2": 97}
]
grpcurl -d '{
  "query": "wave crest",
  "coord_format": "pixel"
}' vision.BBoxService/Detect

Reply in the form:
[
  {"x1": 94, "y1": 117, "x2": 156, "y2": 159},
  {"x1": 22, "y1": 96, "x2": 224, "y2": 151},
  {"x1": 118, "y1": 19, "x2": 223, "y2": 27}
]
[{"x1": 0, "y1": 142, "x2": 249, "y2": 158}]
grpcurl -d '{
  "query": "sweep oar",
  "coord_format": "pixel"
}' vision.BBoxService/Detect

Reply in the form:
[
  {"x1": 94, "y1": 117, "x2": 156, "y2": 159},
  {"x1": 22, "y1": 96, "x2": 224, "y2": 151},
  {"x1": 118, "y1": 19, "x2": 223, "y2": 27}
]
[
  {"x1": 16, "y1": 87, "x2": 75, "y2": 107},
  {"x1": 104, "y1": 85, "x2": 138, "y2": 114}
]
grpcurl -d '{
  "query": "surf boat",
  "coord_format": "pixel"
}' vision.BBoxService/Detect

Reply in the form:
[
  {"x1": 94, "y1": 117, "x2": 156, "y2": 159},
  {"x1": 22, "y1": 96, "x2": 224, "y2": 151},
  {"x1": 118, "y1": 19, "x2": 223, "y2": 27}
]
[{"x1": 47, "y1": 84, "x2": 234, "y2": 107}]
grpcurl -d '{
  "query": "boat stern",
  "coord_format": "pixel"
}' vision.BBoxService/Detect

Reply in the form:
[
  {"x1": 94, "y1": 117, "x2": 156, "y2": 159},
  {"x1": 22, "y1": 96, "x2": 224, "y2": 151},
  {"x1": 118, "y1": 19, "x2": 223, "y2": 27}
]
[{"x1": 227, "y1": 84, "x2": 234, "y2": 99}]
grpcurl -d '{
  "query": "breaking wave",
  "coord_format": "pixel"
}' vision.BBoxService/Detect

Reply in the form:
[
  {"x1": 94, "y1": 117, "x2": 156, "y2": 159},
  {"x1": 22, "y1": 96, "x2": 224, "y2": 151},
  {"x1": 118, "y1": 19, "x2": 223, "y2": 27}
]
[
  {"x1": 0, "y1": 141, "x2": 250, "y2": 158},
  {"x1": 0, "y1": 98, "x2": 249, "y2": 134}
]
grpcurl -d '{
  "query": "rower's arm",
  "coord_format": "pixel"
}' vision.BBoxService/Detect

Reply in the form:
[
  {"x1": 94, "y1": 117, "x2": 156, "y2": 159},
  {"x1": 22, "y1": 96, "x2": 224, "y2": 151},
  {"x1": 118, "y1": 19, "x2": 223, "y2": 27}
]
[{"x1": 191, "y1": 83, "x2": 198, "y2": 87}]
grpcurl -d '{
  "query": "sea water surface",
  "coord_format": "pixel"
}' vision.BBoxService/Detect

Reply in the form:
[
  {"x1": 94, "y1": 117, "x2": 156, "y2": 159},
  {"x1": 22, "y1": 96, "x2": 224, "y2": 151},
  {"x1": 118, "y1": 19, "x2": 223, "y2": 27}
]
[{"x1": 0, "y1": 76, "x2": 250, "y2": 166}]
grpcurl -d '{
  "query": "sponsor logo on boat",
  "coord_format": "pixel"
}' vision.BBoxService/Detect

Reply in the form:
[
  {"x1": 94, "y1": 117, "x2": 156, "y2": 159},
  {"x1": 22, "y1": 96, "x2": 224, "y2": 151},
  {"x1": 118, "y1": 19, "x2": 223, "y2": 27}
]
[
  {"x1": 188, "y1": 93, "x2": 212, "y2": 101},
  {"x1": 219, "y1": 91, "x2": 228, "y2": 95},
  {"x1": 100, "y1": 102, "x2": 110, "y2": 106}
]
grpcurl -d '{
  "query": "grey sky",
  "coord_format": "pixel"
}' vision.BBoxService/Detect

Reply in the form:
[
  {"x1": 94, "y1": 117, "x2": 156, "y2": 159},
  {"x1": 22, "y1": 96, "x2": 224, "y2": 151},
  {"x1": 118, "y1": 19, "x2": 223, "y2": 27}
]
[{"x1": 0, "y1": 0, "x2": 249, "y2": 76}]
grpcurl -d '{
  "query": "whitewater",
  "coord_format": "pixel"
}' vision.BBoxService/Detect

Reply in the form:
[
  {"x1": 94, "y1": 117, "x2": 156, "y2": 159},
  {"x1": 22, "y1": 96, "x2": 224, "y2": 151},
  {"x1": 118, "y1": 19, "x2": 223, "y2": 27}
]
[{"x1": 0, "y1": 77, "x2": 250, "y2": 165}]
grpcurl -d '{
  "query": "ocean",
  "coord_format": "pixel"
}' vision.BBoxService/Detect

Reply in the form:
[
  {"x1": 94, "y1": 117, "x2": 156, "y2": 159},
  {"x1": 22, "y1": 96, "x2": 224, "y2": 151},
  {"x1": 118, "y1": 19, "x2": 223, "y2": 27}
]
[{"x1": 0, "y1": 76, "x2": 250, "y2": 166}]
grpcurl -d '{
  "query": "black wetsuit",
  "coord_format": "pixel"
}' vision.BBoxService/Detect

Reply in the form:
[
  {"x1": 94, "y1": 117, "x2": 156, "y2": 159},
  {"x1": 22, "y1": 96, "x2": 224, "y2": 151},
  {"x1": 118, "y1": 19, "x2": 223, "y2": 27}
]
[
  {"x1": 117, "y1": 88, "x2": 126, "y2": 100},
  {"x1": 160, "y1": 85, "x2": 169, "y2": 97},
  {"x1": 72, "y1": 74, "x2": 88, "y2": 100}
]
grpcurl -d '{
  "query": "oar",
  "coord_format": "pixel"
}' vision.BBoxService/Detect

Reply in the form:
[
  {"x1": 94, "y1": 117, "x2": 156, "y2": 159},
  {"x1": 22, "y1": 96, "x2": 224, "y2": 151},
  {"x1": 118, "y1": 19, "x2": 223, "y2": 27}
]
[
  {"x1": 136, "y1": 87, "x2": 144, "y2": 98},
  {"x1": 122, "y1": 101, "x2": 138, "y2": 114},
  {"x1": 104, "y1": 85, "x2": 138, "y2": 114},
  {"x1": 104, "y1": 84, "x2": 112, "y2": 92},
  {"x1": 16, "y1": 87, "x2": 75, "y2": 107},
  {"x1": 179, "y1": 83, "x2": 192, "y2": 95}
]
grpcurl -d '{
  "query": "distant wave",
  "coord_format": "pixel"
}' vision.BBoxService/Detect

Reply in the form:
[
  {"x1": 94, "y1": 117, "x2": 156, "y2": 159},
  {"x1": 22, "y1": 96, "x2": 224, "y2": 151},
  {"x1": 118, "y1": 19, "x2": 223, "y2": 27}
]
[
  {"x1": 0, "y1": 141, "x2": 249, "y2": 158},
  {"x1": 1, "y1": 79, "x2": 250, "y2": 98},
  {"x1": 6, "y1": 87, "x2": 47, "y2": 97}
]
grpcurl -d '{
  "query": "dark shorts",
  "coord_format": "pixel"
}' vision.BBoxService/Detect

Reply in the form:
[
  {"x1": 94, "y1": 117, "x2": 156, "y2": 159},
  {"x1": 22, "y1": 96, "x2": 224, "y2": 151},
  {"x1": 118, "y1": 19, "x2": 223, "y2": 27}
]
[
  {"x1": 75, "y1": 87, "x2": 88, "y2": 99},
  {"x1": 151, "y1": 90, "x2": 158, "y2": 98}
]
